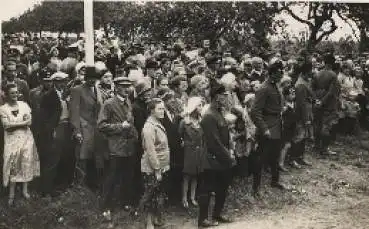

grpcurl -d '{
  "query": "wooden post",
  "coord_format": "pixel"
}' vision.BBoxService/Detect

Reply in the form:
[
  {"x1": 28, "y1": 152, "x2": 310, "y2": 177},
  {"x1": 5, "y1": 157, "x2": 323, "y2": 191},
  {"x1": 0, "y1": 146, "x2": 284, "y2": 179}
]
[
  {"x1": 84, "y1": 0, "x2": 94, "y2": 66},
  {"x1": 0, "y1": 20, "x2": 2, "y2": 88}
]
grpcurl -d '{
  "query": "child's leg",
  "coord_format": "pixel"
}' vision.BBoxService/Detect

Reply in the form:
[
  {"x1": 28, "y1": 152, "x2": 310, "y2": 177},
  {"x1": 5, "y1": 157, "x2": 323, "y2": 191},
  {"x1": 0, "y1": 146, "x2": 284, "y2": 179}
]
[
  {"x1": 279, "y1": 142, "x2": 291, "y2": 168},
  {"x1": 22, "y1": 182, "x2": 30, "y2": 199},
  {"x1": 9, "y1": 182, "x2": 16, "y2": 205},
  {"x1": 190, "y1": 177, "x2": 198, "y2": 206},
  {"x1": 182, "y1": 174, "x2": 189, "y2": 207}
]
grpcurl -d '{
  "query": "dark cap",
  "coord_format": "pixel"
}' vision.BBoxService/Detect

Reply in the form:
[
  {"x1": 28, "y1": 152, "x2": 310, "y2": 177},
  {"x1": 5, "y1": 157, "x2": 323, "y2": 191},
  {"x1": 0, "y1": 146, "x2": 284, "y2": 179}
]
[
  {"x1": 210, "y1": 79, "x2": 226, "y2": 99},
  {"x1": 113, "y1": 76, "x2": 132, "y2": 86}
]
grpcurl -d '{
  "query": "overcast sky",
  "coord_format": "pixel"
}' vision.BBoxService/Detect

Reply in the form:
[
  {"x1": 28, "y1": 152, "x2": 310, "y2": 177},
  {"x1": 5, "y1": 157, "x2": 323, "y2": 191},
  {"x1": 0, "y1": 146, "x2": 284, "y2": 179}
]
[{"x1": 0, "y1": 0, "x2": 359, "y2": 41}]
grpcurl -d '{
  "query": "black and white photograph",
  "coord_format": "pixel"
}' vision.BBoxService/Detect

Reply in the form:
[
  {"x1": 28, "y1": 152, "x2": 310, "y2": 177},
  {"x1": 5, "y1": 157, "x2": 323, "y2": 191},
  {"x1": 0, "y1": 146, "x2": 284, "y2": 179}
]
[{"x1": 1, "y1": 0, "x2": 369, "y2": 228}]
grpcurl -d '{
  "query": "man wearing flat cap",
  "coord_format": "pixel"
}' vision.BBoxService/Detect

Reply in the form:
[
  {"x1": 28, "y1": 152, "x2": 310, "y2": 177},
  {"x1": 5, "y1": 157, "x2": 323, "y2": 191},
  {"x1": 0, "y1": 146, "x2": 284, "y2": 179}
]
[
  {"x1": 70, "y1": 66, "x2": 101, "y2": 189},
  {"x1": 198, "y1": 80, "x2": 236, "y2": 227},
  {"x1": 250, "y1": 58, "x2": 286, "y2": 198},
  {"x1": 98, "y1": 76, "x2": 138, "y2": 216},
  {"x1": 39, "y1": 71, "x2": 75, "y2": 196}
]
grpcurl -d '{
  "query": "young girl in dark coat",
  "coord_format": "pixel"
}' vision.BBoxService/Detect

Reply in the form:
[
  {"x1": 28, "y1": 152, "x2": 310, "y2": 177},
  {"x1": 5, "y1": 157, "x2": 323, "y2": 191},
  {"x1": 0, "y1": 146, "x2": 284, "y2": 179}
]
[
  {"x1": 178, "y1": 96, "x2": 207, "y2": 208},
  {"x1": 279, "y1": 86, "x2": 298, "y2": 171}
]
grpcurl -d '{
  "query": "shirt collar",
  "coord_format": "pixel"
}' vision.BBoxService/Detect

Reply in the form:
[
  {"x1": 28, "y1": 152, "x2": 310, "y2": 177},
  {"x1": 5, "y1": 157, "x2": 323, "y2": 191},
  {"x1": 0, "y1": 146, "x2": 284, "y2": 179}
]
[{"x1": 116, "y1": 94, "x2": 125, "y2": 103}]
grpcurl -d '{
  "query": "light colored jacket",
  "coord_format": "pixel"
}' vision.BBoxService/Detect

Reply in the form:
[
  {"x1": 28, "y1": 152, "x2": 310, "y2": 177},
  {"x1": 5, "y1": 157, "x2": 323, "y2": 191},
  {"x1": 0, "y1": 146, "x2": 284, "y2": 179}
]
[{"x1": 141, "y1": 116, "x2": 170, "y2": 174}]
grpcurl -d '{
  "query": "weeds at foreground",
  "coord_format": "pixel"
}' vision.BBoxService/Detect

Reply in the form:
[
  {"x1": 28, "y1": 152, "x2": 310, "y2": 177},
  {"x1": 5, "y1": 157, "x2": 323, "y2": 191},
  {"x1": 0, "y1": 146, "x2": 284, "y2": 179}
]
[{"x1": 0, "y1": 135, "x2": 368, "y2": 229}]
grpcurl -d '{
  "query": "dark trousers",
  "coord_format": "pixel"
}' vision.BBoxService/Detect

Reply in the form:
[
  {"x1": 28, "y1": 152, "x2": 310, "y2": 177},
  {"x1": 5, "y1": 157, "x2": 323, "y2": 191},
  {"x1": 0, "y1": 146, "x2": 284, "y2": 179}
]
[
  {"x1": 252, "y1": 137, "x2": 281, "y2": 193},
  {"x1": 290, "y1": 140, "x2": 306, "y2": 162},
  {"x1": 132, "y1": 151, "x2": 144, "y2": 206},
  {"x1": 102, "y1": 155, "x2": 136, "y2": 210},
  {"x1": 40, "y1": 122, "x2": 75, "y2": 195},
  {"x1": 198, "y1": 169, "x2": 233, "y2": 224}
]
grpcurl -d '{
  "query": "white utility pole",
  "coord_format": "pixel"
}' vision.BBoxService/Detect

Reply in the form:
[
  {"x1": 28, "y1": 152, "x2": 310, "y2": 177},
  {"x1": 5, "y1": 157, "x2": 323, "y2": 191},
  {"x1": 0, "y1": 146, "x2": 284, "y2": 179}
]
[{"x1": 84, "y1": 0, "x2": 94, "y2": 66}]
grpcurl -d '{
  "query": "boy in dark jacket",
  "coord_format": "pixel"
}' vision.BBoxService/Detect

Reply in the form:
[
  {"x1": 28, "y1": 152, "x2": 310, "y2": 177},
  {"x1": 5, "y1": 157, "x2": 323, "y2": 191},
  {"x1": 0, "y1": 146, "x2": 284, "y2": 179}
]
[{"x1": 279, "y1": 86, "x2": 298, "y2": 171}]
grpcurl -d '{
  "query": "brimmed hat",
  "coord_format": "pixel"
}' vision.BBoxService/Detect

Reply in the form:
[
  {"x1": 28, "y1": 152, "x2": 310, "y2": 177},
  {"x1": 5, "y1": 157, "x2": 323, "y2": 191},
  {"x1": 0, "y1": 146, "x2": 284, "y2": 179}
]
[
  {"x1": 190, "y1": 75, "x2": 207, "y2": 88},
  {"x1": 85, "y1": 66, "x2": 100, "y2": 79},
  {"x1": 210, "y1": 80, "x2": 226, "y2": 99},
  {"x1": 183, "y1": 96, "x2": 203, "y2": 115},
  {"x1": 113, "y1": 76, "x2": 132, "y2": 86},
  {"x1": 156, "y1": 88, "x2": 174, "y2": 101},
  {"x1": 135, "y1": 80, "x2": 151, "y2": 96},
  {"x1": 50, "y1": 72, "x2": 69, "y2": 81}
]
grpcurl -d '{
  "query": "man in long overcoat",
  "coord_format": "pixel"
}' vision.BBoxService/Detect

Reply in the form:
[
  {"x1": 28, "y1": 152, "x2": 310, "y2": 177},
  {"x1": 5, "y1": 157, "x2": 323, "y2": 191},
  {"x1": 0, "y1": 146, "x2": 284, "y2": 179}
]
[
  {"x1": 198, "y1": 81, "x2": 236, "y2": 227},
  {"x1": 250, "y1": 58, "x2": 286, "y2": 198},
  {"x1": 70, "y1": 66, "x2": 101, "y2": 189}
]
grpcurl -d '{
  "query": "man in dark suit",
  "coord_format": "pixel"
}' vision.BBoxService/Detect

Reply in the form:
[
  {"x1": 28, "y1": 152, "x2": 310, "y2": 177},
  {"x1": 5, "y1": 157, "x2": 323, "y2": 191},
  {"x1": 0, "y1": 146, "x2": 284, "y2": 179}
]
[
  {"x1": 312, "y1": 53, "x2": 340, "y2": 156},
  {"x1": 98, "y1": 76, "x2": 138, "y2": 215},
  {"x1": 157, "y1": 88, "x2": 184, "y2": 203},
  {"x1": 132, "y1": 80, "x2": 152, "y2": 205},
  {"x1": 198, "y1": 81, "x2": 236, "y2": 228},
  {"x1": 250, "y1": 58, "x2": 286, "y2": 198},
  {"x1": 70, "y1": 66, "x2": 101, "y2": 189},
  {"x1": 39, "y1": 72, "x2": 75, "y2": 196}
]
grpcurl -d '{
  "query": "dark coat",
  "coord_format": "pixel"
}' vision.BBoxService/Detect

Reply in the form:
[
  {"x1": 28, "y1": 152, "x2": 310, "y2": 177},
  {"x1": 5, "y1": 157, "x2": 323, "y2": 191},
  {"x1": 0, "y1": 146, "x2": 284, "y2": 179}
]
[
  {"x1": 178, "y1": 120, "x2": 207, "y2": 175},
  {"x1": 132, "y1": 98, "x2": 150, "y2": 157},
  {"x1": 161, "y1": 110, "x2": 184, "y2": 168},
  {"x1": 70, "y1": 84, "x2": 100, "y2": 135},
  {"x1": 97, "y1": 96, "x2": 138, "y2": 157},
  {"x1": 250, "y1": 80, "x2": 282, "y2": 139},
  {"x1": 200, "y1": 105, "x2": 233, "y2": 170},
  {"x1": 312, "y1": 69, "x2": 340, "y2": 112},
  {"x1": 295, "y1": 77, "x2": 314, "y2": 124},
  {"x1": 40, "y1": 88, "x2": 62, "y2": 135}
]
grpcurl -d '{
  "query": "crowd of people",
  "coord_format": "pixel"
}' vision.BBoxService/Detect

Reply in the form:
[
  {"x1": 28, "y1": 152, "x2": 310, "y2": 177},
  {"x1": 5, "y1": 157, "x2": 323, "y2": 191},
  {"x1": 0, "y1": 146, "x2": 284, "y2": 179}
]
[{"x1": 2, "y1": 33, "x2": 369, "y2": 228}]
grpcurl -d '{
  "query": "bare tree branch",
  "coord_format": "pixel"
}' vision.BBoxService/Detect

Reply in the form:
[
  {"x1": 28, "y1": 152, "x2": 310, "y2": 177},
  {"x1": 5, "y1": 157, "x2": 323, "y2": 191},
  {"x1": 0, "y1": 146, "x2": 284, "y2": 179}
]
[
  {"x1": 281, "y1": 3, "x2": 314, "y2": 27},
  {"x1": 316, "y1": 18, "x2": 337, "y2": 43}
]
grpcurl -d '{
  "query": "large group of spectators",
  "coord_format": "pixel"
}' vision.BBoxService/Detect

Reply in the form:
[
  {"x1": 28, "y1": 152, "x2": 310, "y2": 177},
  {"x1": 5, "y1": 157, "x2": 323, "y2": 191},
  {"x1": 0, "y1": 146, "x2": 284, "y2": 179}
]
[{"x1": 2, "y1": 33, "x2": 369, "y2": 228}]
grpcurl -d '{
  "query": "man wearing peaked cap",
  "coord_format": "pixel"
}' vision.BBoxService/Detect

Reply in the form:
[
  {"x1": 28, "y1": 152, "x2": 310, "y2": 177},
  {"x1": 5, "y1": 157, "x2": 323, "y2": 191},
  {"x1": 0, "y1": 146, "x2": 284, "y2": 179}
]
[
  {"x1": 197, "y1": 77, "x2": 236, "y2": 227},
  {"x1": 98, "y1": 74, "x2": 138, "y2": 214},
  {"x1": 250, "y1": 56, "x2": 286, "y2": 197},
  {"x1": 50, "y1": 72, "x2": 69, "y2": 81},
  {"x1": 38, "y1": 69, "x2": 75, "y2": 196}
]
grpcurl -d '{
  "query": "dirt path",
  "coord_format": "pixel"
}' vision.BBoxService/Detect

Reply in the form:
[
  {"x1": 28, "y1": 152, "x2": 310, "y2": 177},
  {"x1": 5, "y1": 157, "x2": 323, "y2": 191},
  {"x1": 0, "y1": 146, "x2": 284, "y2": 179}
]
[
  {"x1": 1, "y1": 140, "x2": 368, "y2": 229},
  {"x1": 160, "y1": 142, "x2": 369, "y2": 229}
]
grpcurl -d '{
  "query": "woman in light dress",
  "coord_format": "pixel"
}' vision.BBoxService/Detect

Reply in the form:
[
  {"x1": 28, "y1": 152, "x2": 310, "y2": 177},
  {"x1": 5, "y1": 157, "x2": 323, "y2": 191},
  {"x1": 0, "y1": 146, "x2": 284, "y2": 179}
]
[{"x1": 0, "y1": 84, "x2": 40, "y2": 206}]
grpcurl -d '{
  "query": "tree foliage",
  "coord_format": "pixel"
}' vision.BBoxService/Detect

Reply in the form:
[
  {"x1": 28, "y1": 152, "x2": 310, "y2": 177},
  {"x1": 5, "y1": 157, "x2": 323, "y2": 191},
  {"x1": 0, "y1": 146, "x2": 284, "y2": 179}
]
[{"x1": 2, "y1": 1, "x2": 83, "y2": 34}]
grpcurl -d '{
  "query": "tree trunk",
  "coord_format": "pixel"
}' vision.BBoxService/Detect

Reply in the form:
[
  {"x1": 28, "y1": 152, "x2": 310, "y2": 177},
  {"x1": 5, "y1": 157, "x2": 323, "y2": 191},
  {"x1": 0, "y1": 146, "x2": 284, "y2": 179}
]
[{"x1": 359, "y1": 24, "x2": 369, "y2": 53}]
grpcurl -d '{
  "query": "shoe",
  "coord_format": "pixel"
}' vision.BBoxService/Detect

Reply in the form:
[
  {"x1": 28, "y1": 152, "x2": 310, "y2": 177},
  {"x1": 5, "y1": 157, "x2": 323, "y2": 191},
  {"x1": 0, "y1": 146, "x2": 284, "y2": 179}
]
[
  {"x1": 23, "y1": 192, "x2": 31, "y2": 200},
  {"x1": 278, "y1": 165, "x2": 289, "y2": 172},
  {"x1": 123, "y1": 205, "x2": 131, "y2": 211},
  {"x1": 102, "y1": 210, "x2": 112, "y2": 221},
  {"x1": 213, "y1": 215, "x2": 233, "y2": 223},
  {"x1": 271, "y1": 182, "x2": 286, "y2": 190},
  {"x1": 182, "y1": 199, "x2": 189, "y2": 208},
  {"x1": 252, "y1": 191, "x2": 261, "y2": 200},
  {"x1": 198, "y1": 219, "x2": 219, "y2": 228},
  {"x1": 8, "y1": 197, "x2": 14, "y2": 207},
  {"x1": 290, "y1": 160, "x2": 302, "y2": 169},
  {"x1": 298, "y1": 159, "x2": 312, "y2": 166},
  {"x1": 153, "y1": 217, "x2": 164, "y2": 227},
  {"x1": 191, "y1": 199, "x2": 199, "y2": 207}
]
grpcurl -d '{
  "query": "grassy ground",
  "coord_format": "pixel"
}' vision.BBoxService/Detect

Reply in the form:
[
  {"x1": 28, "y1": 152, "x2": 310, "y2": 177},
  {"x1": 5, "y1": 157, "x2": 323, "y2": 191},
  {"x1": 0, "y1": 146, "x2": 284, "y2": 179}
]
[{"x1": 1, "y1": 133, "x2": 369, "y2": 229}]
